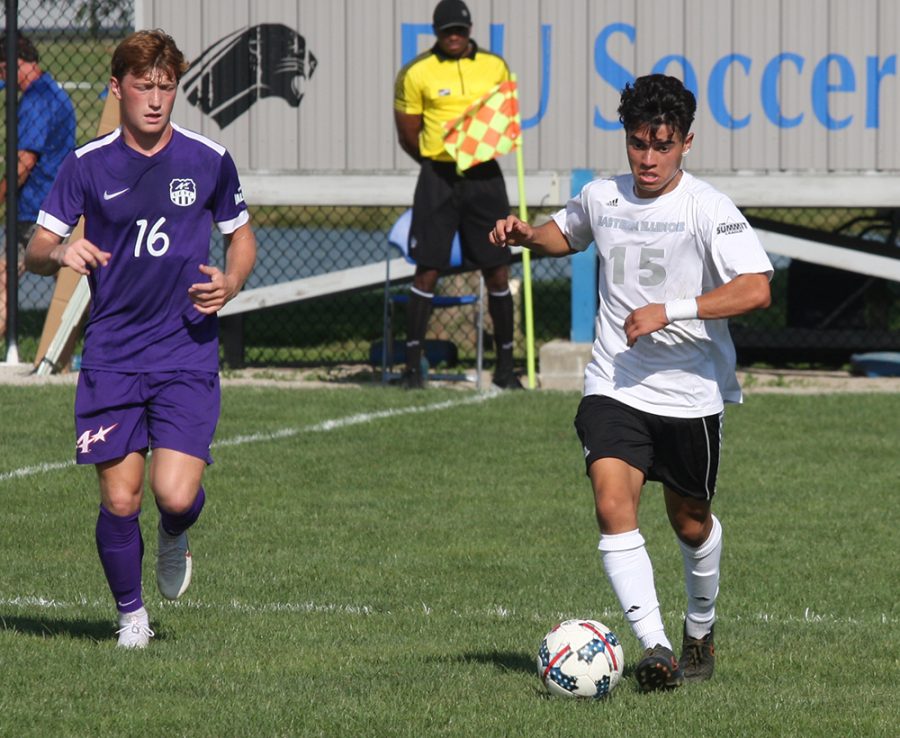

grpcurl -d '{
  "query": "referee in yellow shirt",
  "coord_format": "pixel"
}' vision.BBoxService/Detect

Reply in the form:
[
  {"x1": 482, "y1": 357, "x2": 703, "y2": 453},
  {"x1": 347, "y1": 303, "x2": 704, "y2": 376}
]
[{"x1": 393, "y1": 0, "x2": 520, "y2": 390}]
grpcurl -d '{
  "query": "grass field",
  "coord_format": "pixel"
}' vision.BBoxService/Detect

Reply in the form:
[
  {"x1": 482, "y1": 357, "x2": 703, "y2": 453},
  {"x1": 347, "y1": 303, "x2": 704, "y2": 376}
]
[{"x1": 0, "y1": 384, "x2": 897, "y2": 737}]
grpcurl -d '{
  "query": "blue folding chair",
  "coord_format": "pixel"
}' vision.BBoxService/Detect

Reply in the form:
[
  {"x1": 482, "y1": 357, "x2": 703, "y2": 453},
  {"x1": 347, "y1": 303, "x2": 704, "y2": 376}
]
[{"x1": 378, "y1": 209, "x2": 484, "y2": 387}]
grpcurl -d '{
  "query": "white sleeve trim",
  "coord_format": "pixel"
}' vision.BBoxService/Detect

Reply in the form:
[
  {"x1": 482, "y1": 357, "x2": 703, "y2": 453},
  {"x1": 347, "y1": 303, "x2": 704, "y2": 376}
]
[
  {"x1": 216, "y1": 209, "x2": 250, "y2": 235},
  {"x1": 36, "y1": 211, "x2": 74, "y2": 238},
  {"x1": 75, "y1": 127, "x2": 121, "y2": 158},
  {"x1": 171, "y1": 122, "x2": 227, "y2": 156}
]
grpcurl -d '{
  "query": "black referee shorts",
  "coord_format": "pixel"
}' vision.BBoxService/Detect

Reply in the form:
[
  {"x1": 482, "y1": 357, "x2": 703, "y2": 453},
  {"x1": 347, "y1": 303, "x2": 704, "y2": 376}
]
[
  {"x1": 408, "y1": 158, "x2": 511, "y2": 270},
  {"x1": 574, "y1": 394, "x2": 723, "y2": 501}
]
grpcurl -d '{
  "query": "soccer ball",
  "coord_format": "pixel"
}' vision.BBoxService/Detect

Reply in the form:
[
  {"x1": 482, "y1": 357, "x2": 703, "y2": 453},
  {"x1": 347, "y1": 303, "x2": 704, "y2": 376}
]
[{"x1": 537, "y1": 619, "x2": 625, "y2": 699}]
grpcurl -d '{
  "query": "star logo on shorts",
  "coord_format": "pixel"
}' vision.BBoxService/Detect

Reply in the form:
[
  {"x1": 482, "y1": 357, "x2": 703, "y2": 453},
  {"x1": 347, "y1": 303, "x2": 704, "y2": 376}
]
[{"x1": 76, "y1": 423, "x2": 119, "y2": 455}]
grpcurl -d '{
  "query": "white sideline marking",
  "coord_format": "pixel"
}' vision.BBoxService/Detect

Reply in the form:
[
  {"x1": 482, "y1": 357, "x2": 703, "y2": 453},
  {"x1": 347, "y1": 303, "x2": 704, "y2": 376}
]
[
  {"x1": 0, "y1": 460, "x2": 76, "y2": 481},
  {"x1": 213, "y1": 390, "x2": 498, "y2": 449},
  {"x1": 0, "y1": 392, "x2": 500, "y2": 483},
  {"x1": 0, "y1": 595, "x2": 895, "y2": 628}
]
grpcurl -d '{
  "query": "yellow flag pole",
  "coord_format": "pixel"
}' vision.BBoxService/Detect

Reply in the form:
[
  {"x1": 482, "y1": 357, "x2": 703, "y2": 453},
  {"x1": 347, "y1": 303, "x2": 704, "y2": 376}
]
[{"x1": 512, "y1": 74, "x2": 536, "y2": 389}]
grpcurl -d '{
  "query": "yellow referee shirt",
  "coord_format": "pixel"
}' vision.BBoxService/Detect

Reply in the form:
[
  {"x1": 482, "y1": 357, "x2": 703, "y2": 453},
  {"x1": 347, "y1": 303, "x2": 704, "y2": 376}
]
[{"x1": 394, "y1": 42, "x2": 510, "y2": 162}]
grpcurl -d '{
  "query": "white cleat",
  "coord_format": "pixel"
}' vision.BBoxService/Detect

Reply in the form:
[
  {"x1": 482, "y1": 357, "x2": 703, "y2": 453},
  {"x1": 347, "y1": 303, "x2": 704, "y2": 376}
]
[
  {"x1": 156, "y1": 523, "x2": 192, "y2": 600},
  {"x1": 116, "y1": 607, "x2": 154, "y2": 649}
]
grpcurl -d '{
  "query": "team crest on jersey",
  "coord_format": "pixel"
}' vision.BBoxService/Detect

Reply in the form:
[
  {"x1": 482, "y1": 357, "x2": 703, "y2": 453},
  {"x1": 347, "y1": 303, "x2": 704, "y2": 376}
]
[{"x1": 170, "y1": 179, "x2": 197, "y2": 207}]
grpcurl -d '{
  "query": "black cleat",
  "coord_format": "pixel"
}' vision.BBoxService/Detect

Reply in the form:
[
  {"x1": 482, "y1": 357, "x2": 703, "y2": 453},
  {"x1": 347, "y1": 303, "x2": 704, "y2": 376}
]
[
  {"x1": 492, "y1": 369, "x2": 524, "y2": 390},
  {"x1": 679, "y1": 622, "x2": 715, "y2": 682},
  {"x1": 635, "y1": 644, "x2": 684, "y2": 692},
  {"x1": 394, "y1": 368, "x2": 425, "y2": 390}
]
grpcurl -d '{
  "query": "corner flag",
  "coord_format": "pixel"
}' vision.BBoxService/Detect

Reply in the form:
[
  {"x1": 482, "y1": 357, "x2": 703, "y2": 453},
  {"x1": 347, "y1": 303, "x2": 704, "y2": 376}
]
[{"x1": 442, "y1": 80, "x2": 521, "y2": 174}]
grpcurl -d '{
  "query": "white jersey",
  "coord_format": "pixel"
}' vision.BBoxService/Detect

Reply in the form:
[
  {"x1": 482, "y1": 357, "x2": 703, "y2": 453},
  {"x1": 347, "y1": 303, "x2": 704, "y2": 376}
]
[{"x1": 552, "y1": 171, "x2": 773, "y2": 418}]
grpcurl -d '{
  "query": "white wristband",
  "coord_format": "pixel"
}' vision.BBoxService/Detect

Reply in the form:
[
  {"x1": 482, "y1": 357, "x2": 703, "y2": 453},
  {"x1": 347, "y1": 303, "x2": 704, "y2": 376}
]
[{"x1": 665, "y1": 298, "x2": 699, "y2": 322}]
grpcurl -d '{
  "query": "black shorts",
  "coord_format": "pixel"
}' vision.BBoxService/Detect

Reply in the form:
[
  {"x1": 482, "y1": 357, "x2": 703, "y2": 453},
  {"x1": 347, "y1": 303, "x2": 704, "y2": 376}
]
[
  {"x1": 574, "y1": 395, "x2": 723, "y2": 501},
  {"x1": 409, "y1": 158, "x2": 511, "y2": 270}
]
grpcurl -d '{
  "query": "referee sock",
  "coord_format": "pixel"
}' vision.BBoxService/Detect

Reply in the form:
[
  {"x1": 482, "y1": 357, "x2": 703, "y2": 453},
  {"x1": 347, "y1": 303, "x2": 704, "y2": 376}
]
[
  {"x1": 680, "y1": 515, "x2": 723, "y2": 639},
  {"x1": 405, "y1": 289, "x2": 433, "y2": 372},
  {"x1": 487, "y1": 289, "x2": 514, "y2": 371},
  {"x1": 157, "y1": 486, "x2": 206, "y2": 537},
  {"x1": 96, "y1": 506, "x2": 144, "y2": 614},
  {"x1": 599, "y1": 529, "x2": 672, "y2": 651}
]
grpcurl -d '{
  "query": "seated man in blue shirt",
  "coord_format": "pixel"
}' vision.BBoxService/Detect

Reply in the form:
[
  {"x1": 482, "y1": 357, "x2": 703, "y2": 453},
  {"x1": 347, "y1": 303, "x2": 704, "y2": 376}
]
[{"x1": 0, "y1": 32, "x2": 76, "y2": 337}]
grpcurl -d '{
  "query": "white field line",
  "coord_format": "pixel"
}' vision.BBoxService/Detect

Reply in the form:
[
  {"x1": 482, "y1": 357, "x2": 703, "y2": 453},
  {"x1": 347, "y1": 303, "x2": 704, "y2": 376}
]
[
  {"x1": 60, "y1": 81, "x2": 105, "y2": 91},
  {"x1": 213, "y1": 390, "x2": 499, "y2": 448},
  {"x1": 0, "y1": 460, "x2": 76, "y2": 481},
  {"x1": 0, "y1": 595, "x2": 895, "y2": 628},
  {"x1": 0, "y1": 391, "x2": 500, "y2": 484}
]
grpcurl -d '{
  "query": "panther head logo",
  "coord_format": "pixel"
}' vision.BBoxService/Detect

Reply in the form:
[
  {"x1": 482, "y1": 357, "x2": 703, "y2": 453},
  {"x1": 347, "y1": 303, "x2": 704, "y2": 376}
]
[{"x1": 182, "y1": 23, "x2": 317, "y2": 128}]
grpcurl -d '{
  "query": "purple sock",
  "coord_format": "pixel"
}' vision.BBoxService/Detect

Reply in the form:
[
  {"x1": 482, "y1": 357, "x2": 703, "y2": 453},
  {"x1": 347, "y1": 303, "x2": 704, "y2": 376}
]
[
  {"x1": 95, "y1": 506, "x2": 144, "y2": 614},
  {"x1": 158, "y1": 486, "x2": 206, "y2": 536}
]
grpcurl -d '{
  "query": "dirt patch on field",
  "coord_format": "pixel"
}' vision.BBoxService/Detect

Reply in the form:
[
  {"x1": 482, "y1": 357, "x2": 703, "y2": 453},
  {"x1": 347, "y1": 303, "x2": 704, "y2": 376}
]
[
  {"x1": 0, "y1": 362, "x2": 898, "y2": 394},
  {"x1": 736, "y1": 368, "x2": 900, "y2": 394}
]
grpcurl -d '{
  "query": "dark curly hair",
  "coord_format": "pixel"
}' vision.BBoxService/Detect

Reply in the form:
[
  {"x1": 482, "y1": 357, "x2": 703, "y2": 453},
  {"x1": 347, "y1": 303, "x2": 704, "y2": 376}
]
[{"x1": 618, "y1": 74, "x2": 696, "y2": 140}]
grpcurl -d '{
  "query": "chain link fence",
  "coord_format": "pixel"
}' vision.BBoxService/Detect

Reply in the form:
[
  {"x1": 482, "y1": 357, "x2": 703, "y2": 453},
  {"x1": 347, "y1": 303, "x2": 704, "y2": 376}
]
[
  {"x1": 213, "y1": 205, "x2": 571, "y2": 374},
  {"x1": 213, "y1": 204, "x2": 900, "y2": 372},
  {"x1": 3, "y1": 3, "x2": 899, "y2": 374},
  {"x1": 2, "y1": 1, "x2": 132, "y2": 364},
  {"x1": 741, "y1": 207, "x2": 900, "y2": 365}
]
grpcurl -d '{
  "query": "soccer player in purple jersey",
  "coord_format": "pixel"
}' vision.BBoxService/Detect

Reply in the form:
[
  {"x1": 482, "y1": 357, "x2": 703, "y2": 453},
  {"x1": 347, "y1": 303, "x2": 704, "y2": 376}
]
[{"x1": 25, "y1": 30, "x2": 257, "y2": 648}]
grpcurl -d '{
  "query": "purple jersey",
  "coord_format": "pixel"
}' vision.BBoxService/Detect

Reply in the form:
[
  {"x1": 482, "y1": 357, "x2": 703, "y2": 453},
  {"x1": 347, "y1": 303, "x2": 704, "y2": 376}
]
[{"x1": 37, "y1": 123, "x2": 249, "y2": 372}]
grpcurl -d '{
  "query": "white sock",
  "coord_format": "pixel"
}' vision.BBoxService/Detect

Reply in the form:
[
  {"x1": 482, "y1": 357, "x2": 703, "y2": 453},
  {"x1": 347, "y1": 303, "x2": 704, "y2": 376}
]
[
  {"x1": 599, "y1": 529, "x2": 671, "y2": 651},
  {"x1": 680, "y1": 515, "x2": 723, "y2": 639},
  {"x1": 118, "y1": 606, "x2": 148, "y2": 623}
]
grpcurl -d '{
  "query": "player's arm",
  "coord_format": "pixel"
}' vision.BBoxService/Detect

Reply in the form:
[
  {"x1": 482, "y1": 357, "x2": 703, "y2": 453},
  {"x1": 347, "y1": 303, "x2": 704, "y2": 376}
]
[
  {"x1": 188, "y1": 221, "x2": 257, "y2": 315},
  {"x1": 489, "y1": 215, "x2": 575, "y2": 257},
  {"x1": 394, "y1": 110, "x2": 423, "y2": 163},
  {"x1": 624, "y1": 273, "x2": 772, "y2": 347},
  {"x1": 24, "y1": 225, "x2": 111, "y2": 276},
  {"x1": 0, "y1": 150, "x2": 39, "y2": 200},
  {"x1": 222, "y1": 222, "x2": 257, "y2": 297}
]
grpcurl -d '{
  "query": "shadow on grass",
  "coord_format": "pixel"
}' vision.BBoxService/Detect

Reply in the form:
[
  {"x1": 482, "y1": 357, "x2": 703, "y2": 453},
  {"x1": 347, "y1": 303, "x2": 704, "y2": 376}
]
[
  {"x1": 457, "y1": 650, "x2": 535, "y2": 676},
  {"x1": 0, "y1": 613, "x2": 167, "y2": 644}
]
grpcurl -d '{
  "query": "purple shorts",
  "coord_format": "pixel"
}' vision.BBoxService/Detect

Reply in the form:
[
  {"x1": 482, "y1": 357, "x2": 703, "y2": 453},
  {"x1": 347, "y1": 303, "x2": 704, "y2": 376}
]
[{"x1": 74, "y1": 370, "x2": 220, "y2": 465}]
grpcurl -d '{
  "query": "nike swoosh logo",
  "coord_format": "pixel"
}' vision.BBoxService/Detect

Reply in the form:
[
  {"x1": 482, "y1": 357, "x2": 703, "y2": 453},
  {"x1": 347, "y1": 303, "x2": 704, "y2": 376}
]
[
  {"x1": 103, "y1": 188, "x2": 129, "y2": 201},
  {"x1": 117, "y1": 598, "x2": 138, "y2": 607}
]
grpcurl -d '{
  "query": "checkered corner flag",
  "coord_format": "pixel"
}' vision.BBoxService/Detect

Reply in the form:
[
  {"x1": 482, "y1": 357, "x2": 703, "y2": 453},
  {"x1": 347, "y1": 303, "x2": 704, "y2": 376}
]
[{"x1": 442, "y1": 80, "x2": 521, "y2": 174}]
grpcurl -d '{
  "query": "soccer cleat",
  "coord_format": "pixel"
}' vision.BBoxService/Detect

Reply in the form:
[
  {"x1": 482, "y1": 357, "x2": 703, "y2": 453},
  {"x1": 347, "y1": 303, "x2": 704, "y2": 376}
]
[
  {"x1": 397, "y1": 368, "x2": 425, "y2": 390},
  {"x1": 491, "y1": 368, "x2": 524, "y2": 390},
  {"x1": 635, "y1": 644, "x2": 684, "y2": 692},
  {"x1": 116, "y1": 607, "x2": 154, "y2": 649},
  {"x1": 156, "y1": 523, "x2": 192, "y2": 600},
  {"x1": 679, "y1": 622, "x2": 716, "y2": 682}
]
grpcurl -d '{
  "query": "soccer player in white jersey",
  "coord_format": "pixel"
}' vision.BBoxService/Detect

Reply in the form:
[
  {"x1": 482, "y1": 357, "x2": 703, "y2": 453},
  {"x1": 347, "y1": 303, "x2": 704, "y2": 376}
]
[
  {"x1": 490, "y1": 74, "x2": 772, "y2": 691},
  {"x1": 25, "y1": 30, "x2": 257, "y2": 648}
]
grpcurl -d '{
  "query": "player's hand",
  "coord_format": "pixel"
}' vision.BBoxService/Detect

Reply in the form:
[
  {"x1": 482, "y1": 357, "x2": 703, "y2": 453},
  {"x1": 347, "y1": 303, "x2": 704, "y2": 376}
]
[
  {"x1": 624, "y1": 303, "x2": 668, "y2": 346},
  {"x1": 188, "y1": 264, "x2": 237, "y2": 314},
  {"x1": 54, "y1": 238, "x2": 111, "y2": 275},
  {"x1": 489, "y1": 216, "x2": 534, "y2": 248}
]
